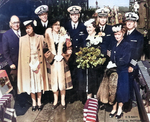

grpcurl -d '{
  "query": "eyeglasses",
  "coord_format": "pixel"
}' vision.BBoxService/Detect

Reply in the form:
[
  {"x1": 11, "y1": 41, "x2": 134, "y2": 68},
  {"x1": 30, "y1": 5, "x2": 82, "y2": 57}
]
[{"x1": 11, "y1": 21, "x2": 20, "y2": 25}]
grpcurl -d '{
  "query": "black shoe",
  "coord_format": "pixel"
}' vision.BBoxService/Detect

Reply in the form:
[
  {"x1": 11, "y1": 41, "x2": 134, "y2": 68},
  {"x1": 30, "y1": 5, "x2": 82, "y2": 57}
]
[
  {"x1": 115, "y1": 112, "x2": 123, "y2": 119},
  {"x1": 52, "y1": 103, "x2": 58, "y2": 109},
  {"x1": 37, "y1": 105, "x2": 42, "y2": 111},
  {"x1": 109, "y1": 111, "x2": 117, "y2": 118},
  {"x1": 62, "y1": 105, "x2": 66, "y2": 110},
  {"x1": 32, "y1": 106, "x2": 36, "y2": 111}
]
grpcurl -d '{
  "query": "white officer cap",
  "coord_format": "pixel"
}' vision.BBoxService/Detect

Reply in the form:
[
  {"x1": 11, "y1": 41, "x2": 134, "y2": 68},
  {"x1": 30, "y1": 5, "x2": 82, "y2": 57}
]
[
  {"x1": 95, "y1": 8, "x2": 110, "y2": 17},
  {"x1": 84, "y1": 18, "x2": 95, "y2": 26},
  {"x1": 35, "y1": 5, "x2": 48, "y2": 15},
  {"x1": 67, "y1": 5, "x2": 81, "y2": 14},
  {"x1": 125, "y1": 12, "x2": 139, "y2": 21},
  {"x1": 112, "y1": 24, "x2": 122, "y2": 33}
]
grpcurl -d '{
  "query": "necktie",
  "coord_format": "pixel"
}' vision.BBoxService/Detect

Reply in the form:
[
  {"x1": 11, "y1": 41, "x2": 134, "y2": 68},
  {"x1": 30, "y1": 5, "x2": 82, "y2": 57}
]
[
  {"x1": 44, "y1": 24, "x2": 46, "y2": 28},
  {"x1": 102, "y1": 27, "x2": 103, "y2": 31},
  {"x1": 100, "y1": 27, "x2": 103, "y2": 32},
  {"x1": 17, "y1": 31, "x2": 20, "y2": 37},
  {"x1": 127, "y1": 31, "x2": 130, "y2": 35},
  {"x1": 74, "y1": 24, "x2": 76, "y2": 29}
]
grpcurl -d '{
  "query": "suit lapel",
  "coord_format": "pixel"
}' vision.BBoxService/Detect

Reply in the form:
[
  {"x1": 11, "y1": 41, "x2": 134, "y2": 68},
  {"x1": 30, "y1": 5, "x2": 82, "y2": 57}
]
[{"x1": 10, "y1": 29, "x2": 19, "y2": 40}]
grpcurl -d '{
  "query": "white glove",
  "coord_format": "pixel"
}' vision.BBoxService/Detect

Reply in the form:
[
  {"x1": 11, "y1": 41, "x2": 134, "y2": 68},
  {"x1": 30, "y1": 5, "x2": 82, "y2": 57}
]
[
  {"x1": 29, "y1": 60, "x2": 39, "y2": 71},
  {"x1": 107, "y1": 61, "x2": 117, "y2": 69},
  {"x1": 54, "y1": 55, "x2": 63, "y2": 62}
]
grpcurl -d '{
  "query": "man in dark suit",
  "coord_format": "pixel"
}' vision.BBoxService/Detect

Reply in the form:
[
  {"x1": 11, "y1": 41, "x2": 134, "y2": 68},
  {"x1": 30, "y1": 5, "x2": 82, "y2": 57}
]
[
  {"x1": 34, "y1": 5, "x2": 51, "y2": 35},
  {"x1": 2, "y1": 15, "x2": 22, "y2": 69},
  {"x1": 2, "y1": 15, "x2": 27, "y2": 107},
  {"x1": 64, "y1": 5, "x2": 87, "y2": 103},
  {"x1": 124, "y1": 12, "x2": 144, "y2": 111}
]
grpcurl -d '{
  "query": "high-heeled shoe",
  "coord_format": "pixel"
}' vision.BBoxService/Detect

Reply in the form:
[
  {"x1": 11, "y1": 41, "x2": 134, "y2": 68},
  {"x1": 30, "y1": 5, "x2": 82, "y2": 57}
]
[
  {"x1": 115, "y1": 112, "x2": 123, "y2": 119},
  {"x1": 37, "y1": 105, "x2": 43, "y2": 111},
  {"x1": 62, "y1": 104, "x2": 66, "y2": 110},
  {"x1": 52, "y1": 103, "x2": 58, "y2": 109},
  {"x1": 32, "y1": 106, "x2": 36, "y2": 111},
  {"x1": 109, "y1": 111, "x2": 117, "y2": 118}
]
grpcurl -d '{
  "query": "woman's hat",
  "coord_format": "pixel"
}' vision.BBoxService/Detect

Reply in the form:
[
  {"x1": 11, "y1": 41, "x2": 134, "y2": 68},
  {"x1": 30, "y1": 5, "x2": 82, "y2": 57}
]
[
  {"x1": 23, "y1": 20, "x2": 37, "y2": 26},
  {"x1": 84, "y1": 18, "x2": 95, "y2": 26},
  {"x1": 112, "y1": 24, "x2": 122, "y2": 33}
]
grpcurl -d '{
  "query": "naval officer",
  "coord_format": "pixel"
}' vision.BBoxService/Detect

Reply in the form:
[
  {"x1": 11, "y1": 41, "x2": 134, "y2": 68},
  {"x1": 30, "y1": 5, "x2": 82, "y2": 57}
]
[
  {"x1": 34, "y1": 5, "x2": 51, "y2": 35},
  {"x1": 64, "y1": 5, "x2": 88, "y2": 103},
  {"x1": 124, "y1": 12, "x2": 144, "y2": 111}
]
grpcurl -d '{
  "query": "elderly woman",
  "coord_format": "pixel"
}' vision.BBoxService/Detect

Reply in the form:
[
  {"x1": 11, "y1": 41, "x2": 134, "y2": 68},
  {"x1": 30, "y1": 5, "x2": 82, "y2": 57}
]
[
  {"x1": 108, "y1": 24, "x2": 131, "y2": 119},
  {"x1": 44, "y1": 18, "x2": 73, "y2": 109},
  {"x1": 17, "y1": 20, "x2": 53, "y2": 111},
  {"x1": 84, "y1": 18, "x2": 103, "y2": 99}
]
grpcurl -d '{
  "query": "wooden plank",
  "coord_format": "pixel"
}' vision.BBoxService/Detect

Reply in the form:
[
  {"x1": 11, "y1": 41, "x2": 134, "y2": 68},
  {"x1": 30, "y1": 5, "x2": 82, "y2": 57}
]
[
  {"x1": 104, "y1": 105, "x2": 141, "y2": 122},
  {"x1": 47, "y1": 101, "x2": 84, "y2": 122},
  {"x1": 16, "y1": 101, "x2": 142, "y2": 122},
  {"x1": 34, "y1": 103, "x2": 53, "y2": 122},
  {"x1": 98, "y1": 109, "x2": 105, "y2": 122},
  {"x1": 16, "y1": 104, "x2": 40, "y2": 122}
]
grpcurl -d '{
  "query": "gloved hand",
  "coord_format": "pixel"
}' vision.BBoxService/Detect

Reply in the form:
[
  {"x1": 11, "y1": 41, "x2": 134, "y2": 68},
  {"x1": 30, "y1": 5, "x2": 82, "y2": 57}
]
[{"x1": 54, "y1": 55, "x2": 63, "y2": 62}]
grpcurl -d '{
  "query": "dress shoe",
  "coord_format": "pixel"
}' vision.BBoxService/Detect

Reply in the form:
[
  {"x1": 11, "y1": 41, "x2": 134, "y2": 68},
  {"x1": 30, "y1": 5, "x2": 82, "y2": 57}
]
[
  {"x1": 37, "y1": 105, "x2": 42, "y2": 111},
  {"x1": 115, "y1": 112, "x2": 123, "y2": 119},
  {"x1": 62, "y1": 105, "x2": 66, "y2": 110},
  {"x1": 32, "y1": 106, "x2": 36, "y2": 111},
  {"x1": 109, "y1": 111, "x2": 117, "y2": 118},
  {"x1": 52, "y1": 103, "x2": 58, "y2": 109}
]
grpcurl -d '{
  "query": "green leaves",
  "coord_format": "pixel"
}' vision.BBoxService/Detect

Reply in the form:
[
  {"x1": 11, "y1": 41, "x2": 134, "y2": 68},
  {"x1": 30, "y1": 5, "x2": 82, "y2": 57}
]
[{"x1": 76, "y1": 47, "x2": 106, "y2": 69}]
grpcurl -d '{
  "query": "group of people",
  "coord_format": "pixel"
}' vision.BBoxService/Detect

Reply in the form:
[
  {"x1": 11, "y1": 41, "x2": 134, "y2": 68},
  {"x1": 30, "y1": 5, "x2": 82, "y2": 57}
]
[{"x1": 1, "y1": 4, "x2": 144, "y2": 119}]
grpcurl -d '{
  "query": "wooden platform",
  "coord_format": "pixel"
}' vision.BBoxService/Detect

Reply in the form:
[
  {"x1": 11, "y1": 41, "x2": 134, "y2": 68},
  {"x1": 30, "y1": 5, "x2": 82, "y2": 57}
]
[{"x1": 16, "y1": 101, "x2": 141, "y2": 122}]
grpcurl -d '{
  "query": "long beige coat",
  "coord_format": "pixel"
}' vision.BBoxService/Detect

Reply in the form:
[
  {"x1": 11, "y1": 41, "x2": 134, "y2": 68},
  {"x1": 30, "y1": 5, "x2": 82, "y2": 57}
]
[
  {"x1": 17, "y1": 34, "x2": 50, "y2": 94},
  {"x1": 45, "y1": 28, "x2": 73, "y2": 92}
]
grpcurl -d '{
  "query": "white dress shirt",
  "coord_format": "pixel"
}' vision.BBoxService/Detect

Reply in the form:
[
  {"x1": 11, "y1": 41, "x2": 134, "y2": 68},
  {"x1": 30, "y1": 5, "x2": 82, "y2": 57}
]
[
  {"x1": 12, "y1": 29, "x2": 21, "y2": 37},
  {"x1": 71, "y1": 21, "x2": 79, "y2": 29},
  {"x1": 99, "y1": 24, "x2": 106, "y2": 31},
  {"x1": 127, "y1": 28, "x2": 135, "y2": 35},
  {"x1": 41, "y1": 20, "x2": 48, "y2": 28}
]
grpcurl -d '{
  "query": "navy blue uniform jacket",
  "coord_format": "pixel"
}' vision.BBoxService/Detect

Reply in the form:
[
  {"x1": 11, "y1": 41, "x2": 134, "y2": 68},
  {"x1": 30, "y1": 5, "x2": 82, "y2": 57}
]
[
  {"x1": 2, "y1": 29, "x2": 20, "y2": 67},
  {"x1": 124, "y1": 29, "x2": 144, "y2": 69},
  {"x1": 64, "y1": 21, "x2": 87, "y2": 54},
  {"x1": 96, "y1": 24, "x2": 113, "y2": 55}
]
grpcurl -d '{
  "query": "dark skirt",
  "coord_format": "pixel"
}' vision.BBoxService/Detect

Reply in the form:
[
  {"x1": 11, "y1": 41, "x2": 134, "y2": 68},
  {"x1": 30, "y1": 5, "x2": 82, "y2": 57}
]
[
  {"x1": 88, "y1": 66, "x2": 104, "y2": 95},
  {"x1": 116, "y1": 70, "x2": 130, "y2": 103}
]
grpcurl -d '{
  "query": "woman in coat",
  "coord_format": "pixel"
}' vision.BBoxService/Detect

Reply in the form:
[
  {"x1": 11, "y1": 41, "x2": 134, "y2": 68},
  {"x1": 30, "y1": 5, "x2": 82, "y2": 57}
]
[
  {"x1": 17, "y1": 20, "x2": 54, "y2": 111},
  {"x1": 45, "y1": 18, "x2": 73, "y2": 109},
  {"x1": 83, "y1": 18, "x2": 103, "y2": 99},
  {"x1": 108, "y1": 24, "x2": 131, "y2": 119}
]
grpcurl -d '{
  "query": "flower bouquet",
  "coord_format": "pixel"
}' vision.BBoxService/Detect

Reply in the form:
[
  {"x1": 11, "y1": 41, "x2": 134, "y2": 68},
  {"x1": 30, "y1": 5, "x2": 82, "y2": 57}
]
[{"x1": 76, "y1": 47, "x2": 106, "y2": 69}]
